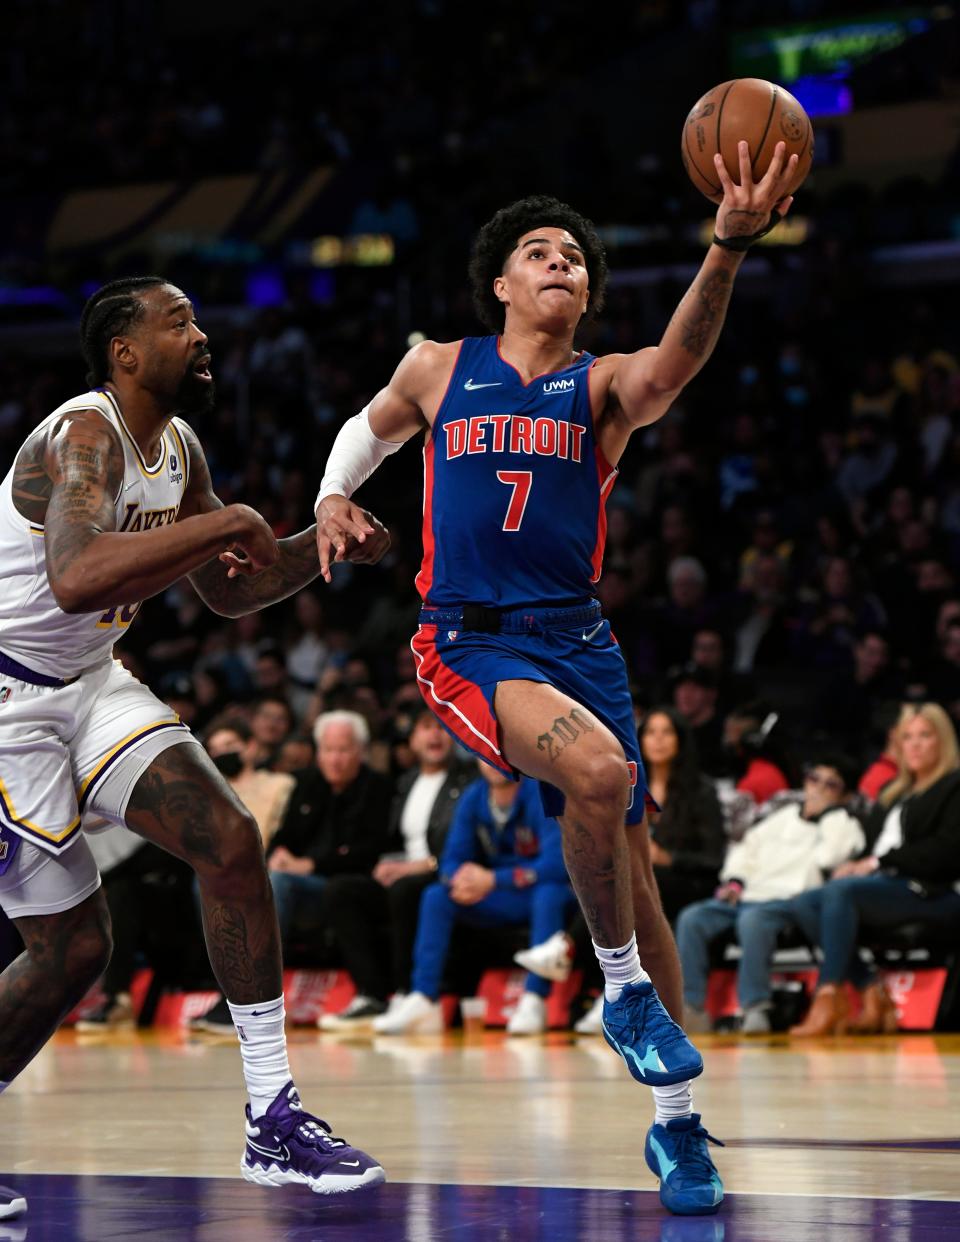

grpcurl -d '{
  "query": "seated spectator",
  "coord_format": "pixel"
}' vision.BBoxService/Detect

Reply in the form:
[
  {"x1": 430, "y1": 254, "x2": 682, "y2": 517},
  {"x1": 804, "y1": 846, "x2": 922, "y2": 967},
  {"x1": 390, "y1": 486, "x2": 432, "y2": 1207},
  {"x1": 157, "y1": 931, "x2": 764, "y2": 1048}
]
[
  {"x1": 687, "y1": 627, "x2": 755, "y2": 715},
  {"x1": 671, "y1": 663, "x2": 725, "y2": 776},
  {"x1": 205, "y1": 716, "x2": 295, "y2": 847},
  {"x1": 274, "y1": 731, "x2": 317, "y2": 775},
  {"x1": 267, "y1": 710, "x2": 392, "y2": 946},
  {"x1": 675, "y1": 755, "x2": 863, "y2": 1035},
  {"x1": 816, "y1": 630, "x2": 903, "y2": 755},
  {"x1": 799, "y1": 558, "x2": 887, "y2": 670},
  {"x1": 642, "y1": 707, "x2": 727, "y2": 922},
  {"x1": 731, "y1": 552, "x2": 793, "y2": 673},
  {"x1": 858, "y1": 701, "x2": 902, "y2": 801},
  {"x1": 788, "y1": 703, "x2": 960, "y2": 1036},
  {"x1": 249, "y1": 694, "x2": 295, "y2": 768},
  {"x1": 650, "y1": 556, "x2": 718, "y2": 669},
  {"x1": 721, "y1": 701, "x2": 791, "y2": 806},
  {"x1": 373, "y1": 765, "x2": 575, "y2": 1037},
  {"x1": 319, "y1": 711, "x2": 473, "y2": 1029}
]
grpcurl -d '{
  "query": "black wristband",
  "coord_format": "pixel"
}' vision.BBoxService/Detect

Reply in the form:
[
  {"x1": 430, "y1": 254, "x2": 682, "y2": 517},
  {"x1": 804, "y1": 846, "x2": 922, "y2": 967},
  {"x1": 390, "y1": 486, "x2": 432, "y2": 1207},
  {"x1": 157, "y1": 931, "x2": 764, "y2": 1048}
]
[{"x1": 712, "y1": 213, "x2": 781, "y2": 252}]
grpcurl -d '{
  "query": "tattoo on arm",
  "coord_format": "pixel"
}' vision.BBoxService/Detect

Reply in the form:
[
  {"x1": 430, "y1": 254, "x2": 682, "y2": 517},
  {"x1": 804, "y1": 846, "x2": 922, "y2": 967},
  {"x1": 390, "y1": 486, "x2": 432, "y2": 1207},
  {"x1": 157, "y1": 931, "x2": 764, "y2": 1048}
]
[
  {"x1": 190, "y1": 526, "x2": 321, "y2": 616},
  {"x1": 674, "y1": 266, "x2": 735, "y2": 360},
  {"x1": 178, "y1": 421, "x2": 321, "y2": 616},
  {"x1": 43, "y1": 417, "x2": 124, "y2": 582},
  {"x1": 536, "y1": 708, "x2": 595, "y2": 763}
]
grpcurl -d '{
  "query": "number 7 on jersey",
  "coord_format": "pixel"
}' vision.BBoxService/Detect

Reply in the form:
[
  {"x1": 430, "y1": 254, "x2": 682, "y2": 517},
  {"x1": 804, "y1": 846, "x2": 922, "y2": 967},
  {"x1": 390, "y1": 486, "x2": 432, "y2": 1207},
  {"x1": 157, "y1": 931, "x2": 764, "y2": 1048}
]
[{"x1": 496, "y1": 470, "x2": 532, "y2": 532}]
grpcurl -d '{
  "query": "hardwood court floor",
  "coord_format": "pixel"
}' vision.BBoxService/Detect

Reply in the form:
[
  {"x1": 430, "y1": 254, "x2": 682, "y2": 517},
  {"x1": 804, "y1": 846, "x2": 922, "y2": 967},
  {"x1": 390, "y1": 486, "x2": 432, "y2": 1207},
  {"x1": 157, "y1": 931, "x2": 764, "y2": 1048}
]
[{"x1": 1, "y1": 1027, "x2": 959, "y2": 1240}]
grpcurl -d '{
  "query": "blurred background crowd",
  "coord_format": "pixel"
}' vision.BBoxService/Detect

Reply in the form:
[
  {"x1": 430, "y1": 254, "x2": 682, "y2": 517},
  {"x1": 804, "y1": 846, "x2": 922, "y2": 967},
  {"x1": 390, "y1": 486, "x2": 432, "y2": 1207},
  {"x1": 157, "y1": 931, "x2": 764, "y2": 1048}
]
[{"x1": 2, "y1": 0, "x2": 960, "y2": 1030}]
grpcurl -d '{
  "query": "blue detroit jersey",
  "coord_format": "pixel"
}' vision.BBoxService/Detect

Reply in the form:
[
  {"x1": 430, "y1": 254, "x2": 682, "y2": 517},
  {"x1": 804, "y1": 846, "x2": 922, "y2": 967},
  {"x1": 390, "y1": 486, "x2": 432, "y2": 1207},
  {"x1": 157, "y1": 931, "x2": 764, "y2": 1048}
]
[{"x1": 416, "y1": 336, "x2": 618, "y2": 608}]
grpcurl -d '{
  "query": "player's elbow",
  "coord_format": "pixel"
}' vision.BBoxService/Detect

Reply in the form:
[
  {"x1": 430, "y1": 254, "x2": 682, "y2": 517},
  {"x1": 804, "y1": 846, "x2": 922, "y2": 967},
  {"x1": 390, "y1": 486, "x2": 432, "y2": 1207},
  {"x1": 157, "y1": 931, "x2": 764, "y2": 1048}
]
[{"x1": 50, "y1": 568, "x2": 99, "y2": 614}]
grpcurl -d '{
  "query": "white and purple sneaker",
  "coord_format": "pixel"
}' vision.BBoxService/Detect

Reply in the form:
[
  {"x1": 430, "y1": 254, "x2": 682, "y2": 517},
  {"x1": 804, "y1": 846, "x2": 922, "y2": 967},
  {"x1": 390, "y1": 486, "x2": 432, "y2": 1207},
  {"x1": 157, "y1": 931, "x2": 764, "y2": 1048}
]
[
  {"x1": 0, "y1": 1185, "x2": 26, "y2": 1220},
  {"x1": 241, "y1": 1082, "x2": 385, "y2": 1195}
]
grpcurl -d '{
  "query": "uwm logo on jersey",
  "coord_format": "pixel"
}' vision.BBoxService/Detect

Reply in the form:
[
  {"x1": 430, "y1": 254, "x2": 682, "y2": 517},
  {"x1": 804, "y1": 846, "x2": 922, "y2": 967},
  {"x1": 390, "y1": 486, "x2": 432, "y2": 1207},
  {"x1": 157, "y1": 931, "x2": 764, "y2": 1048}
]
[
  {"x1": 444, "y1": 415, "x2": 586, "y2": 463},
  {"x1": 117, "y1": 503, "x2": 179, "y2": 533}
]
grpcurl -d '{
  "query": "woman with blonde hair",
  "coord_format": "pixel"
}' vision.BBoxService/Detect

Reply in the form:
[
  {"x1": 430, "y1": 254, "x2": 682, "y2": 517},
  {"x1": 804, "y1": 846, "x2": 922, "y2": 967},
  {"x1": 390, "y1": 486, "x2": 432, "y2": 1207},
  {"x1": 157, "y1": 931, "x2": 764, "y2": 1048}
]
[{"x1": 787, "y1": 702, "x2": 960, "y2": 1036}]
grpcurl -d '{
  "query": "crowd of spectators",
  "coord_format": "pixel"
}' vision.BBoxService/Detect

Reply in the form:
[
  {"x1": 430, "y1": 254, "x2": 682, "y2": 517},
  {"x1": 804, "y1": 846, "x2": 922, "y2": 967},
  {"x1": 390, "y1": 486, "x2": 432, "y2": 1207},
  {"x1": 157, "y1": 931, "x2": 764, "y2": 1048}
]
[{"x1": 2, "y1": 2, "x2": 960, "y2": 1032}]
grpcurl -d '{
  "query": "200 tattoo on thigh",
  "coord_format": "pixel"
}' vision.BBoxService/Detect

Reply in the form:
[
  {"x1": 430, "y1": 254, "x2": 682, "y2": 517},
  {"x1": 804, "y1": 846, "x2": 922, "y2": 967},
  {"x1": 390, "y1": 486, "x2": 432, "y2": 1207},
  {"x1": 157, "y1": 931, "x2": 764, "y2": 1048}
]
[{"x1": 537, "y1": 709, "x2": 595, "y2": 762}]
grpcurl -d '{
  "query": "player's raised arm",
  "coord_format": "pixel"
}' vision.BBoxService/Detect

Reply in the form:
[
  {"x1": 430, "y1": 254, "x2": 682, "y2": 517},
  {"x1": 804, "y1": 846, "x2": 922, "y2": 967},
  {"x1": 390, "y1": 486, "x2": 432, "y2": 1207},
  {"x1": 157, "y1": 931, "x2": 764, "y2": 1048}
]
[
  {"x1": 315, "y1": 339, "x2": 453, "y2": 582},
  {"x1": 42, "y1": 410, "x2": 277, "y2": 613},
  {"x1": 607, "y1": 140, "x2": 798, "y2": 436}
]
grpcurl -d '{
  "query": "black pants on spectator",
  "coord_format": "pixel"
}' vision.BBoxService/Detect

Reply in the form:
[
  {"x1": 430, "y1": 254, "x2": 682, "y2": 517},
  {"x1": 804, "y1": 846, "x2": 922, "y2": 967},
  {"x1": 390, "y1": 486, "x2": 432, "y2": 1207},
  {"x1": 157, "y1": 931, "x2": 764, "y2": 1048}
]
[
  {"x1": 324, "y1": 872, "x2": 434, "y2": 1001},
  {"x1": 102, "y1": 842, "x2": 195, "y2": 996}
]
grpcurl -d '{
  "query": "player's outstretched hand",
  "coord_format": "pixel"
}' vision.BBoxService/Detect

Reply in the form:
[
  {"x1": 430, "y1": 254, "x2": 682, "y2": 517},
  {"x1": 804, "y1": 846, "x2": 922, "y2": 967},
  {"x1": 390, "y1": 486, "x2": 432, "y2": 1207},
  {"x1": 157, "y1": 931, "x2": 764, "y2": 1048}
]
[
  {"x1": 316, "y1": 495, "x2": 377, "y2": 583},
  {"x1": 714, "y1": 139, "x2": 798, "y2": 244},
  {"x1": 343, "y1": 510, "x2": 391, "y2": 568},
  {"x1": 218, "y1": 504, "x2": 280, "y2": 578}
]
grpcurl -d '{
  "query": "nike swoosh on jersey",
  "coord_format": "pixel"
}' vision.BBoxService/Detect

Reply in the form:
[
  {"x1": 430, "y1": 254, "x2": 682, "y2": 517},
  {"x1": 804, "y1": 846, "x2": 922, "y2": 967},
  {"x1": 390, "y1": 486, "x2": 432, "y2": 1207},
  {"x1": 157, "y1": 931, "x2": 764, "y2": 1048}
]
[
  {"x1": 582, "y1": 621, "x2": 604, "y2": 641},
  {"x1": 463, "y1": 379, "x2": 503, "y2": 391}
]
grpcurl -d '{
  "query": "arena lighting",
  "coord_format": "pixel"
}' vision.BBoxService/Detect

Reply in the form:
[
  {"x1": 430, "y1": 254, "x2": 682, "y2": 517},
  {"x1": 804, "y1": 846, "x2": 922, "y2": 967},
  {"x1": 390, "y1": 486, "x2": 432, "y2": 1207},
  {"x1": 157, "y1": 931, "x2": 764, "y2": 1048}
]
[
  {"x1": 698, "y1": 215, "x2": 811, "y2": 247},
  {"x1": 309, "y1": 233, "x2": 395, "y2": 267}
]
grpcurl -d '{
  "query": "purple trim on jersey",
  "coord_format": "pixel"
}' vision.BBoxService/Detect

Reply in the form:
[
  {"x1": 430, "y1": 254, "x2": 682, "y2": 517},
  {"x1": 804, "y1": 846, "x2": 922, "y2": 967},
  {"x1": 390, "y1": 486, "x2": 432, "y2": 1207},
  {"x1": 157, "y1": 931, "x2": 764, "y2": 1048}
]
[{"x1": 77, "y1": 720, "x2": 190, "y2": 813}]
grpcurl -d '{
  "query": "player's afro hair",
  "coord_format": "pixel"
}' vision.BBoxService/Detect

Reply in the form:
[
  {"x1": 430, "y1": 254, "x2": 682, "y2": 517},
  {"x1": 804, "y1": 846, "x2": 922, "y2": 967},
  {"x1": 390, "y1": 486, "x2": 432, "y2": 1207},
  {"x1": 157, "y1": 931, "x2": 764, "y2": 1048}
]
[
  {"x1": 468, "y1": 195, "x2": 608, "y2": 333},
  {"x1": 79, "y1": 276, "x2": 167, "y2": 387}
]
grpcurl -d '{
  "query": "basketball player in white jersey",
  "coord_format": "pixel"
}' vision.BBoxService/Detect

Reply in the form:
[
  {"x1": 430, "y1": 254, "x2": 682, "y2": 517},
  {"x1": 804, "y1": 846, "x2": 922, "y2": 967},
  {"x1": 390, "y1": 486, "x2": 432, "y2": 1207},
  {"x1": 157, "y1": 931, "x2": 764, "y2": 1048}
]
[{"x1": 0, "y1": 277, "x2": 388, "y2": 1210}]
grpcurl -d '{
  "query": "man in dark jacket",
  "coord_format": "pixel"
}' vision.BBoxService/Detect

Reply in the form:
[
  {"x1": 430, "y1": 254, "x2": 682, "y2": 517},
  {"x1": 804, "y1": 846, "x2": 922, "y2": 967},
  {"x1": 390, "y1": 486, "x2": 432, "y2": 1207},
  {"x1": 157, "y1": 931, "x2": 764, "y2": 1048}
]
[
  {"x1": 266, "y1": 710, "x2": 392, "y2": 953},
  {"x1": 373, "y1": 763, "x2": 576, "y2": 1037},
  {"x1": 320, "y1": 710, "x2": 472, "y2": 1028}
]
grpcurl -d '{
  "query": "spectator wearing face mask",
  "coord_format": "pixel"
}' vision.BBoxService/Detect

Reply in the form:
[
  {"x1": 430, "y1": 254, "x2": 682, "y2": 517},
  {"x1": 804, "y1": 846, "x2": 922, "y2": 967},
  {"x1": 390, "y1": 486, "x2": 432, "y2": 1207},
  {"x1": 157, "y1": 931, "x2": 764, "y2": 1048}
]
[{"x1": 204, "y1": 716, "x2": 296, "y2": 848}]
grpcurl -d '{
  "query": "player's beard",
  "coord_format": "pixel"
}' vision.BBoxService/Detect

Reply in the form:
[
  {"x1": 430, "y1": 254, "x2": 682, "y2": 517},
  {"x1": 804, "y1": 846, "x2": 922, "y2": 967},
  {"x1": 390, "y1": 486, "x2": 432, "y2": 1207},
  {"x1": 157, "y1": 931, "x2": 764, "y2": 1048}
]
[{"x1": 175, "y1": 368, "x2": 216, "y2": 417}]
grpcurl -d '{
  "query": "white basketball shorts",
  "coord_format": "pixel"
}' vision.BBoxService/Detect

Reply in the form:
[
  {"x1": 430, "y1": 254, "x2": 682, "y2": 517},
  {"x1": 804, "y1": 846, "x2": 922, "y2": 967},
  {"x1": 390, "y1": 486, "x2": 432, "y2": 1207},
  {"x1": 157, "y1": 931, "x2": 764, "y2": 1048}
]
[{"x1": 0, "y1": 657, "x2": 201, "y2": 918}]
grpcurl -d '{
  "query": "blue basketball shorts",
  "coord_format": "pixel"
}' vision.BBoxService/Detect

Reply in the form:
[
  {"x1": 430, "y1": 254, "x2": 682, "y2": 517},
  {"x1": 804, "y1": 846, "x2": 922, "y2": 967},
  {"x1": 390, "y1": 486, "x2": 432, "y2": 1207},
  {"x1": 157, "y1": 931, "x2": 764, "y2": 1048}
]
[{"x1": 410, "y1": 600, "x2": 650, "y2": 824}]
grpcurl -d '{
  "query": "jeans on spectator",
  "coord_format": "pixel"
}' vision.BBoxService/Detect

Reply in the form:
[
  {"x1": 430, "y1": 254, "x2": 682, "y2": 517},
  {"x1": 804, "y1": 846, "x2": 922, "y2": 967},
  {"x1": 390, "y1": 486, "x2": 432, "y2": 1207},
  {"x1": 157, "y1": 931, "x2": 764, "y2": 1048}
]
[
  {"x1": 676, "y1": 898, "x2": 805, "y2": 1010},
  {"x1": 411, "y1": 881, "x2": 574, "y2": 999},
  {"x1": 269, "y1": 870, "x2": 328, "y2": 947},
  {"x1": 780, "y1": 875, "x2": 960, "y2": 989}
]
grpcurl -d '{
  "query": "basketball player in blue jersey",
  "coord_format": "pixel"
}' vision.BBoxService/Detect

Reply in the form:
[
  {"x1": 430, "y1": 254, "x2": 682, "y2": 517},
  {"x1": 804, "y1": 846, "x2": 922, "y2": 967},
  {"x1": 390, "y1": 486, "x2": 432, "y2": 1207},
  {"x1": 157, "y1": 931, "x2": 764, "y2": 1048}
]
[
  {"x1": 316, "y1": 143, "x2": 798, "y2": 1215},
  {"x1": 0, "y1": 277, "x2": 390, "y2": 1215}
]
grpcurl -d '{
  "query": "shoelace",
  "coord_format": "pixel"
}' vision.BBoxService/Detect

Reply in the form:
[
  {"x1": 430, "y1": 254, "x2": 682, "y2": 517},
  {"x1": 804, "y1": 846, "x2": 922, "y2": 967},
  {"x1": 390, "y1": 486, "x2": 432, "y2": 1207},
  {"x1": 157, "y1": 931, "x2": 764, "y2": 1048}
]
[
  {"x1": 274, "y1": 1111, "x2": 347, "y2": 1150},
  {"x1": 668, "y1": 1125, "x2": 725, "y2": 1184},
  {"x1": 620, "y1": 988, "x2": 684, "y2": 1050}
]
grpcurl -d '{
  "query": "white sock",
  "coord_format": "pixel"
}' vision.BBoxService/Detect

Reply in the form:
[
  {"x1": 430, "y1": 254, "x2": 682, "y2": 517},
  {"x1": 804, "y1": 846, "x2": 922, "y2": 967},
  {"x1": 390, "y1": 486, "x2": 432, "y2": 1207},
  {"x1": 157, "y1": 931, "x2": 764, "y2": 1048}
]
[
  {"x1": 227, "y1": 996, "x2": 293, "y2": 1119},
  {"x1": 652, "y1": 1080, "x2": 693, "y2": 1125},
  {"x1": 593, "y1": 933, "x2": 651, "y2": 1002}
]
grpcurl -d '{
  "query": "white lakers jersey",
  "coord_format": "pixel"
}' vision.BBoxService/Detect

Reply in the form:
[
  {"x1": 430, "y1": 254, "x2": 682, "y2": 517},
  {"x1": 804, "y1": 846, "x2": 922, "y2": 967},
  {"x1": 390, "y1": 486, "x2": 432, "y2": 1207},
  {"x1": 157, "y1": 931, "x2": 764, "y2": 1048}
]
[{"x1": 0, "y1": 389, "x2": 191, "y2": 678}]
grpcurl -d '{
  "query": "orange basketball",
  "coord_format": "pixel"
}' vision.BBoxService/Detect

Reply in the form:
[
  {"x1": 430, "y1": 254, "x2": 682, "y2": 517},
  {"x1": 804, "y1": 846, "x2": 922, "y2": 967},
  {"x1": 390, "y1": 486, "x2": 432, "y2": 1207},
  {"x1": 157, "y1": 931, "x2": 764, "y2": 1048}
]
[{"x1": 681, "y1": 78, "x2": 813, "y2": 204}]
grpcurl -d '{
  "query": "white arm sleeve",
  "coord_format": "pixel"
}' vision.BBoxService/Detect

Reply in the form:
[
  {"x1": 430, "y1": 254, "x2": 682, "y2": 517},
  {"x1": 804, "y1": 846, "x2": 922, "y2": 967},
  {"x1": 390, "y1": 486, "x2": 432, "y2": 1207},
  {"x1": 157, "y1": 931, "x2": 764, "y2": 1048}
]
[{"x1": 314, "y1": 406, "x2": 405, "y2": 513}]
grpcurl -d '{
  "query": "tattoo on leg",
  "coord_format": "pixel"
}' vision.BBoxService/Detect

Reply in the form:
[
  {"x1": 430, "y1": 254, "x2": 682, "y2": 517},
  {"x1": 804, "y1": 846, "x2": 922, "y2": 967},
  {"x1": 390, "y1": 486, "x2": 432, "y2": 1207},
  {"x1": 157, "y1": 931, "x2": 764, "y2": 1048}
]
[
  {"x1": 206, "y1": 904, "x2": 255, "y2": 991},
  {"x1": 126, "y1": 745, "x2": 283, "y2": 1003},
  {"x1": 0, "y1": 896, "x2": 110, "y2": 1080},
  {"x1": 560, "y1": 816, "x2": 632, "y2": 946},
  {"x1": 536, "y1": 708, "x2": 595, "y2": 763},
  {"x1": 126, "y1": 748, "x2": 224, "y2": 868}
]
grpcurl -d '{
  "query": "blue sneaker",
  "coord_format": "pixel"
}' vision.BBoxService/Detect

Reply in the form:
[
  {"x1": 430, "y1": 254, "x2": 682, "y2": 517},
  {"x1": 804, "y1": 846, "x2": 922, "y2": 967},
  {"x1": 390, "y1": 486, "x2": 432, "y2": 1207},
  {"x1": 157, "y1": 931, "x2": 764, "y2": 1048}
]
[
  {"x1": 645, "y1": 1113, "x2": 724, "y2": 1215},
  {"x1": 601, "y1": 982, "x2": 704, "y2": 1085},
  {"x1": 241, "y1": 1082, "x2": 385, "y2": 1195},
  {"x1": 0, "y1": 1186, "x2": 25, "y2": 1220}
]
